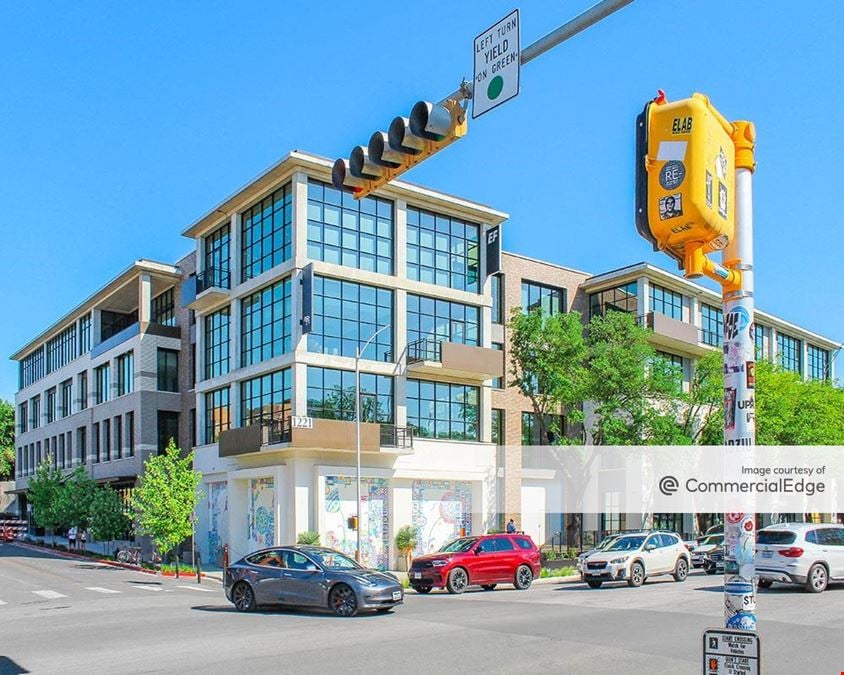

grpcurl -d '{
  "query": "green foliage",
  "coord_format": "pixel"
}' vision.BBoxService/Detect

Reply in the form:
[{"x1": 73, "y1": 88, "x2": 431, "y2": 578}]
[
  {"x1": 543, "y1": 548, "x2": 560, "y2": 561},
  {"x1": 56, "y1": 466, "x2": 98, "y2": 530},
  {"x1": 0, "y1": 400, "x2": 15, "y2": 481},
  {"x1": 395, "y1": 525, "x2": 417, "y2": 553},
  {"x1": 131, "y1": 440, "x2": 203, "y2": 557},
  {"x1": 539, "y1": 566, "x2": 578, "y2": 578},
  {"x1": 27, "y1": 459, "x2": 64, "y2": 532},
  {"x1": 296, "y1": 530, "x2": 321, "y2": 545},
  {"x1": 90, "y1": 484, "x2": 129, "y2": 544}
]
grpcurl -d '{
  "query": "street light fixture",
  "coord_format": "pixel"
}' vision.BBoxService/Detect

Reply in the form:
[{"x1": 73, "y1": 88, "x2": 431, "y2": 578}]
[{"x1": 355, "y1": 323, "x2": 391, "y2": 563}]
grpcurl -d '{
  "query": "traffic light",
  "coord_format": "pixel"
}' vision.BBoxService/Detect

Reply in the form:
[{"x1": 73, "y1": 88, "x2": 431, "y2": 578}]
[
  {"x1": 635, "y1": 92, "x2": 735, "y2": 272},
  {"x1": 332, "y1": 98, "x2": 468, "y2": 199},
  {"x1": 347, "y1": 515, "x2": 358, "y2": 531}
]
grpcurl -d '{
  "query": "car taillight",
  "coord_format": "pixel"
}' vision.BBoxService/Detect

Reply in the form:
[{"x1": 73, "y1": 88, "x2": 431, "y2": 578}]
[{"x1": 777, "y1": 547, "x2": 804, "y2": 558}]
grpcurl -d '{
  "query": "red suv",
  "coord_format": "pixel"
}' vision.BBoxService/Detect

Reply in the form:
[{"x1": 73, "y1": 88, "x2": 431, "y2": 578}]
[{"x1": 408, "y1": 534, "x2": 540, "y2": 594}]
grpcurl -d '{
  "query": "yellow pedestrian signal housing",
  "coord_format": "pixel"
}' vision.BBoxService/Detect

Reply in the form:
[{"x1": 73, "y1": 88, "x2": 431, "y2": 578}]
[
  {"x1": 333, "y1": 98, "x2": 468, "y2": 199},
  {"x1": 347, "y1": 516, "x2": 358, "y2": 531},
  {"x1": 635, "y1": 92, "x2": 735, "y2": 271}
]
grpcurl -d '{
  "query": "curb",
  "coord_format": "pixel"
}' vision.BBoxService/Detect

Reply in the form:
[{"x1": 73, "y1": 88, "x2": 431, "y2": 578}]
[{"x1": 11, "y1": 541, "x2": 209, "y2": 579}]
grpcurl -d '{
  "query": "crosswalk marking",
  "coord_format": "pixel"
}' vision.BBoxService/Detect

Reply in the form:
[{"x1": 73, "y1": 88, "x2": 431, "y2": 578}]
[
  {"x1": 177, "y1": 584, "x2": 215, "y2": 593},
  {"x1": 33, "y1": 590, "x2": 67, "y2": 600},
  {"x1": 86, "y1": 587, "x2": 121, "y2": 594},
  {"x1": 130, "y1": 584, "x2": 162, "y2": 592}
]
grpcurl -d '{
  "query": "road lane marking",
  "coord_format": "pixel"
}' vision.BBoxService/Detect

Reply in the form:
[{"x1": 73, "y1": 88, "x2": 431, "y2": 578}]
[
  {"x1": 177, "y1": 584, "x2": 215, "y2": 593},
  {"x1": 86, "y1": 587, "x2": 121, "y2": 594},
  {"x1": 130, "y1": 584, "x2": 162, "y2": 592},
  {"x1": 33, "y1": 590, "x2": 67, "y2": 599},
  {"x1": 0, "y1": 599, "x2": 6, "y2": 605}
]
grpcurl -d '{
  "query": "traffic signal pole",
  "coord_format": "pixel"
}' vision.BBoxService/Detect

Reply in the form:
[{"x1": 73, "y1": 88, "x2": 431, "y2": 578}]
[{"x1": 722, "y1": 122, "x2": 758, "y2": 631}]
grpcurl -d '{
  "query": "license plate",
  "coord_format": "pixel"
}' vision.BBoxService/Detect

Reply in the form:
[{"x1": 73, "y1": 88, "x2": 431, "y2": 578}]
[
  {"x1": 392, "y1": 591, "x2": 402, "y2": 601},
  {"x1": 762, "y1": 551, "x2": 773, "y2": 558},
  {"x1": 412, "y1": 572, "x2": 422, "y2": 579}
]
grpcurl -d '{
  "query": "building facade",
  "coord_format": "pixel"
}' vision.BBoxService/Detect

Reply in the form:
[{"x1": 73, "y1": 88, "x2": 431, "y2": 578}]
[{"x1": 11, "y1": 256, "x2": 196, "y2": 524}]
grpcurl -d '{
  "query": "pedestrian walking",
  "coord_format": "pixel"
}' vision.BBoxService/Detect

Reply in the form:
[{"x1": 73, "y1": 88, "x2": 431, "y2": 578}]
[
  {"x1": 67, "y1": 525, "x2": 77, "y2": 551},
  {"x1": 79, "y1": 528, "x2": 87, "y2": 552},
  {"x1": 506, "y1": 518, "x2": 516, "y2": 534}
]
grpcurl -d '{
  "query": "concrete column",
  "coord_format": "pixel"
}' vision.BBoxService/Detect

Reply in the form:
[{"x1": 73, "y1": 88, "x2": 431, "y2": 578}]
[
  {"x1": 195, "y1": 313, "x2": 206, "y2": 383},
  {"x1": 92, "y1": 311, "x2": 102, "y2": 346},
  {"x1": 637, "y1": 275, "x2": 649, "y2": 320},
  {"x1": 138, "y1": 273, "x2": 152, "y2": 327},
  {"x1": 292, "y1": 171, "x2": 310, "y2": 269},
  {"x1": 688, "y1": 295, "x2": 699, "y2": 328},
  {"x1": 230, "y1": 381, "x2": 241, "y2": 430},
  {"x1": 394, "y1": 198, "x2": 407, "y2": 280},
  {"x1": 480, "y1": 386, "x2": 492, "y2": 443},
  {"x1": 769, "y1": 326, "x2": 778, "y2": 364},
  {"x1": 230, "y1": 212, "x2": 242, "y2": 291},
  {"x1": 230, "y1": 296, "x2": 242, "y2": 373},
  {"x1": 801, "y1": 339, "x2": 809, "y2": 381},
  {"x1": 197, "y1": 390, "x2": 207, "y2": 445}
]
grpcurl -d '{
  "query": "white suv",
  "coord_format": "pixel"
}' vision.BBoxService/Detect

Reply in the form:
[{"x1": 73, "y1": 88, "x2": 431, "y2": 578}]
[
  {"x1": 755, "y1": 523, "x2": 844, "y2": 593},
  {"x1": 581, "y1": 532, "x2": 690, "y2": 588}
]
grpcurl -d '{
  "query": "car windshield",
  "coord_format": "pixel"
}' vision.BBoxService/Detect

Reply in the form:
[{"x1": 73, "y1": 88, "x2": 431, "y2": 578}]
[
  {"x1": 439, "y1": 537, "x2": 479, "y2": 553},
  {"x1": 304, "y1": 549, "x2": 361, "y2": 570},
  {"x1": 605, "y1": 536, "x2": 646, "y2": 552},
  {"x1": 597, "y1": 537, "x2": 619, "y2": 550},
  {"x1": 700, "y1": 535, "x2": 724, "y2": 546}
]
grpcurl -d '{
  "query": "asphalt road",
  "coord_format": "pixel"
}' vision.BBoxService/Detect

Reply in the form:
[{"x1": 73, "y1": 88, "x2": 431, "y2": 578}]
[{"x1": 1, "y1": 543, "x2": 842, "y2": 674}]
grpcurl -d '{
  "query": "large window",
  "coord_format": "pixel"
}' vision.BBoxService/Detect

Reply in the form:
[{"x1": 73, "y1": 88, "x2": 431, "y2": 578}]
[
  {"x1": 156, "y1": 349, "x2": 179, "y2": 392},
  {"x1": 47, "y1": 323, "x2": 77, "y2": 373},
  {"x1": 807, "y1": 345, "x2": 830, "y2": 381},
  {"x1": 30, "y1": 396, "x2": 40, "y2": 429},
  {"x1": 241, "y1": 183, "x2": 292, "y2": 282},
  {"x1": 491, "y1": 342, "x2": 504, "y2": 389},
  {"x1": 93, "y1": 422, "x2": 100, "y2": 463},
  {"x1": 777, "y1": 333, "x2": 802, "y2": 374},
  {"x1": 157, "y1": 411, "x2": 179, "y2": 453},
  {"x1": 407, "y1": 294, "x2": 480, "y2": 349},
  {"x1": 101, "y1": 310, "x2": 137, "y2": 341},
  {"x1": 649, "y1": 284, "x2": 683, "y2": 320},
  {"x1": 78, "y1": 314, "x2": 92, "y2": 354},
  {"x1": 700, "y1": 304, "x2": 723, "y2": 347},
  {"x1": 491, "y1": 408, "x2": 504, "y2": 445},
  {"x1": 78, "y1": 371, "x2": 88, "y2": 410},
  {"x1": 407, "y1": 206, "x2": 479, "y2": 292},
  {"x1": 204, "y1": 307, "x2": 230, "y2": 379},
  {"x1": 521, "y1": 412, "x2": 565, "y2": 446},
  {"x1": 117, "y1": 351, "x2": 134, "y2": 396},
  {"x1": 113, "y1": 416, "x2": 122, "y2": 460},
  {"x1": 102, "y1": 419, "x2": 111, "y2": 462},
  {"x1": 151, "y1": 289, "x2": 176, "y2": 327},
  {"x1": 308, "y1": 180, "x2": 393, "y2": 274},
  {"x1": 46, "y1": 388, "x2": 56, "y2": 424},
  {"x1": 77, "y1": 426, "x2": 86, "y2": 464},
  {"x1": 491, "y1": 274, "x2": 503, "y2": 324},
  {"x1": 94, "y1": 364, "x2": 110, "y2": 404},
  {"x1": 18, "y1": 402, "x2": 27, "y2": 434},
  {"x1": 306, "y1": 366, "x2": 393, "y2": 423},
  {"x1": 522, "y1": 281, "x2": 565, "y2": 316},
  {"x1": 755, "y1": 323, "x2": 769, "y2": 359},
  {"x1": 20, "y1": 348, "x2": 45, "y2": 389},
  {"x1": 589, "y1": 281, "x2": 638, "y2": 319},
  {"x1": 204, "y1": 223, "x2": 230, "y2": 288},
  {"x1": 406, "y1": 379, "x2": 479, "y2": 441},
  {"x1": 654, "y1": 350, "x2": 685, "y2": 383},
  {"x1": 125, "y1": 411, "x2": 134, "y2": 458},
  {"x1": 309, "y1": 277, "x2": 393, "y2": 361},
  {"x1": 204, "y1": 387, "x2": 231, "y2": 444},
  {"x1": 241, "y1": 279, "x2": 291, "y2": 366},
  {"x1": 60, "y1": 380, "x2": 72, "y2": 418},
  {"x1": 240, "y1": 369, "x2": 292, "y2": 426}
]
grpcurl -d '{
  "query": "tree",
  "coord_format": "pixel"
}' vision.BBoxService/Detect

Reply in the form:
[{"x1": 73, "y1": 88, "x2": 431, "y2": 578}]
[
  {"x1": 90, "y1": 484, "x2": 129, "y2": 555},
  {"x1": 55, "y1": 466, "x2": 98, "y2": 531},
  {"x1": 27, "y1": 459, "x2": 64, "y2": 542},
  {"x1": 0, "y1": 400, "x2": 15, "y2": 481},
  {"x1": 132, "y1": 440, "x2": 203, "y2": 578}
]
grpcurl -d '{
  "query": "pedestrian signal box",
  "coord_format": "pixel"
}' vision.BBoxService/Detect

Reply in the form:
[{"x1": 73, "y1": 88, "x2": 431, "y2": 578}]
[{"x1": 635, "y1": 92, "x2": 735, "y2": 270}]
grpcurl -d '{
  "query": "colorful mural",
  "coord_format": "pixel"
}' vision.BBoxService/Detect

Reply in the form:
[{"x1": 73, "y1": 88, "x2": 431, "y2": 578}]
[
  {"x1": 323, "y1": 476, "x2": 390, "y2": 570},
  {"x1": 207, "y1": 481, "x2": 229, "y2": 565},
  {"x1": 248, "y1": 477, "x2": 275, "y2": 552},
  {"x1": 412, "y1": 480, "x2": 473, "y2": 556}
]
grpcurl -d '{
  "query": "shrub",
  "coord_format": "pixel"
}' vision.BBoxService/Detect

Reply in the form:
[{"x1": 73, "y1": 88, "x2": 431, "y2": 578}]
[{"x1": 296, "y1": 531, "x2": 321, "y2": 545}]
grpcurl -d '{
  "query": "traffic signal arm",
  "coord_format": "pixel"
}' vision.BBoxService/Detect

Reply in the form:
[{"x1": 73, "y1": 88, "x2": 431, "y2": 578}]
[{"x1": 684, "y1": 242, "x2": 741, "y2": 294}]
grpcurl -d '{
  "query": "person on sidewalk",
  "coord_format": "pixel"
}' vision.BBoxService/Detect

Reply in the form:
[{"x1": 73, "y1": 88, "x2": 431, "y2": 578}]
[
  {"x1": 67, "y1": 525, "x2": 77, "y2": 551},
  {"x1": 506, "y1": 519, "x2": 516, "y2": 534},
  {"x1": 79, "y1": 528, "x2": 87, "y2": 552}
]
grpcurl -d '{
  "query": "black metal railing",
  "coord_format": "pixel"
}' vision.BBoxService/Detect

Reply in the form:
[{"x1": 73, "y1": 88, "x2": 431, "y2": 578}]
[
  {"x1": 244, "y1": 414, "x2": 291, "y2": 445},
  {"x1": 380, "y1": 424, "x2": 413, "y2": 450},
  {"x1": 196, "y1": 267, "x2": 231, "y2": 293},
  {"x1": 407, "y1": 338, "x2": 442, "y2": 364}
]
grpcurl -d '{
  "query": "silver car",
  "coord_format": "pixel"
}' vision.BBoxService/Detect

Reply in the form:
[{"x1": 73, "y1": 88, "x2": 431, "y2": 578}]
[{"x1": 224, "y1": 545, "x2": 404, "y2": 616}]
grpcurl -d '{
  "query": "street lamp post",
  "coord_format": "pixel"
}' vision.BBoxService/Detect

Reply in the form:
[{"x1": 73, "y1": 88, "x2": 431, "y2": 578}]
[{"x1": 355, "y1": 323, "x2": 391, "y2": 563}]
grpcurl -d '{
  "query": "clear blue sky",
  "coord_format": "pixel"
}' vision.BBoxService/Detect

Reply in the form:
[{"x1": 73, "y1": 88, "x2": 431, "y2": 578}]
[{"x1": 1, "y1": 1, "x2": 842, "y2": 400}]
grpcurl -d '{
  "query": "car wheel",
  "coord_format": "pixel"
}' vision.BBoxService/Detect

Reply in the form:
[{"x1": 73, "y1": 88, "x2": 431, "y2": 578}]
[
  {"x1": 329, "y1": 583, "x2": 359, "y2": 616},
  {"x1": 413, "y1": 585, "x2": 433, "y2": 594},
  {"x1": 231, "y1": 581, "x2": 256, "y2": 613},
  {"x1": 628, "y1": 562, "x2": 645, "y2": 587},
  {"x1": 514, "y1": 565, "x2": 533, "y2": 590},
  {"x1": 446, "y1": 567, "x2": 469, "y2": 594},
  {"x1": 481, "y1": 584, "x2": 497, "y2": 591},
  {"x1": 757, "y1": 579, "x2": 773, "y2": 589},
  {"x1": 705, "y1": 565, "x2": 717, "y2": 576},
  {"x1": 673, "y1": 557, "x2": 689, "y2": 582},
  {"x1": 586, "y1": 580, "x2": 603, "y2": 589},
  {"x1": 805, "y1": 564, "x2": 828, "y2": 593}
]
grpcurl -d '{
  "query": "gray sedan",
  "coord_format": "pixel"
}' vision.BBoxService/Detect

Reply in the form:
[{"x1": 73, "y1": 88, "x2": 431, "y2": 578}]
[{"x1": 224, "y1": 545, "x2": 404, "y2": 617}]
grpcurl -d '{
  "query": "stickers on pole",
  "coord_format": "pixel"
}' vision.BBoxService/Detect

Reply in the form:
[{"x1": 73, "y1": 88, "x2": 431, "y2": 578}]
[
  {"x1": 473, "y1": 9, "x2": 520, "y2": 118},
  {"x1": 703, "y1": 628, "x2": 760, "y2": 674}
]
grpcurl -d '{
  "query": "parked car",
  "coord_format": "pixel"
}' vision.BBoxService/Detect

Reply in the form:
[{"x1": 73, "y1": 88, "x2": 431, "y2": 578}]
[
  {"x1": 408, "y1": 533, "x2": 540, "y2": 594},
  {"x1": 224, "y1": 545, "x2": 403, "y2": 616},
  {"x1": 691, "y1": 534, "x2": 724, "y2": 568},
  {"x1": 581, "y1": 532, "x2": 690, "y2": 588},
  {"x1": 682, "y1": 538, "x2": 699, "y2": 553},
  {"x1": 576, "y1": 535, "x2": 622, "y2": 572},
  {"x1": 755, "y1": 523, "x2": 844, "y2": 593},
  {"x1": 703, "y1": 545, "x2": 724, "y2": 575}
]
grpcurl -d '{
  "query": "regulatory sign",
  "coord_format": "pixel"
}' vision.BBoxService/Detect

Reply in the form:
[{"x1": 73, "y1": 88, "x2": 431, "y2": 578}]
[
  {"x1": 703, "y1": 628, "x2": 760, "y2": 675},
  {"x1": 473, "y1": 9, "x2": 520, "y2": 118}
]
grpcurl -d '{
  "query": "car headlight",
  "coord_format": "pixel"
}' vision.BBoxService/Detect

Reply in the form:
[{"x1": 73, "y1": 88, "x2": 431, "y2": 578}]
[
  {"x1": 609, "y1": 556, "x2": 629, "y2": 565},
  {"x1": 431, "y1": 560, "x2": 448, "y2": 567}
]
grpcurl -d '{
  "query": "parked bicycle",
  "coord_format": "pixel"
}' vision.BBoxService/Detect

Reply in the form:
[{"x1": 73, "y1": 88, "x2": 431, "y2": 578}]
[{"x1": 116, "y1": 546, "x2": 142, "y2": 565}]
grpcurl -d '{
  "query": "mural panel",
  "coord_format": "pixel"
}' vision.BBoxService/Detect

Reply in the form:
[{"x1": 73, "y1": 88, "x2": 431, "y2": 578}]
[
  {"x1": 323, "y1": 476, "x2": 389, "y2": 570},
  {"x1": 207, "y1": 481, "x2": 229, "y2": 565},
  {"x1": 248, "y1": 477, "x2": 275, "y2": 552},
  {"x1": 412, "y1": 480, "x2": 473, "y2": 556}
]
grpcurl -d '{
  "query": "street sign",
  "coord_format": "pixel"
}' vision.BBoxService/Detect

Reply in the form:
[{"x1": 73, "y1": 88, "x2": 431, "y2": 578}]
[
  {"x1": 703, "y1": 628, "x2": 760, "y2": 675},
  {"x1": 473, "y1": 9, "x2": 520, "y2": 118},
  {"x1": 291, "y1": 416, "x2": 313, "y2": 430}
]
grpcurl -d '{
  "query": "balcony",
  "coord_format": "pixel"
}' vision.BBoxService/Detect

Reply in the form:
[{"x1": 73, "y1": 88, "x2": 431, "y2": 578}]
[
  {"x1": 182, "y1": 267, "x2": 231, "y2": 312},
  {"x1": 638, "y1": 312, "x2": 711, "y2": 356},
  {"x1": 90, "y1": 322, "x2": 180, "y2": 359},
  {"x1": 218, "y1": 416, "x2": 413, "y2": 458},
  {"x1": 405, "y1": 338, "x2": 504, "y2": 382}
]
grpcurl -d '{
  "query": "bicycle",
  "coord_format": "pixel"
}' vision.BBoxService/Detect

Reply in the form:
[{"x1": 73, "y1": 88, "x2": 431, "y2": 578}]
[{"x1": 116, "y1": 546, "x2": 142, "y2": 565}]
